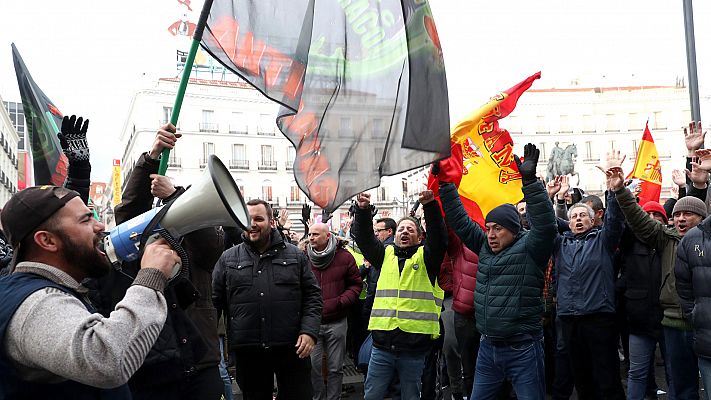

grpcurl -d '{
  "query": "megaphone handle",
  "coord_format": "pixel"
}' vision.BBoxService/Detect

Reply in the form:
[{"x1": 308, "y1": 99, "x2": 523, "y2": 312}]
[{"x1": 145, "y1": 232, "x2": 182, "y2": 279}]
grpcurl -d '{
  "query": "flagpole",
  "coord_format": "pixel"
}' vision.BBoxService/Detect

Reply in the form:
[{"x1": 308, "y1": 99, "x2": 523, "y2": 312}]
[
  {"x1": 158, "y1": 0, "x2": 214, "y2": 175},
  {"x1": 683, "y1": 0, "x2": 701, "y2": 122}
]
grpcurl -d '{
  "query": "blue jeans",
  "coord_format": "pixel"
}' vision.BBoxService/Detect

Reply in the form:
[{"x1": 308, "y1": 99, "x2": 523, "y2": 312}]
[
  {"x1": 364, "y1": 347, "x2": 426, "y2": 400},
  {"x1": 627, "y1": 333, "x2": 675, "y2": 400},
  {"x1": 471, "y1": 334, "x2": 545, "y2": 400},
  {"x1": 218, "y1": 336, "x2": 233, "y2": 400},
  {"x1": 698, "y1": 357, "x2": 711, "y2": 400},
  {"x1": 664, "y1": 327, "x2": 700, "y2": 400}
]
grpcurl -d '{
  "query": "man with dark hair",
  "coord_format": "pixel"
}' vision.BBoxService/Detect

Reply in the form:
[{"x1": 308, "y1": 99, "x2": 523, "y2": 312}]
[
  {"x1": 212, "y1": 197, "x2": 322, "y2": 399},
  {"x1": 581, "y1": 194, "x2": 605, "y2": 227},
  {"x1": 352, "y1": 189, "x2": 446, "y2": 399},
  {"x1": 0, "y1": 186, "x2": 179, "y2": 399},
  {"x1": 375, "y1": 217, "x2": 397, "y2": 244}
]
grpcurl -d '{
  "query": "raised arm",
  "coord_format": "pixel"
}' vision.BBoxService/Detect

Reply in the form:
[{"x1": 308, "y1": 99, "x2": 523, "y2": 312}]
[
  {"x1": 421, "y1": 190, "x2": 447, "y2": 284},
  {"x1": 352, "y1": 192, "x2": 386, "y2": 268}
]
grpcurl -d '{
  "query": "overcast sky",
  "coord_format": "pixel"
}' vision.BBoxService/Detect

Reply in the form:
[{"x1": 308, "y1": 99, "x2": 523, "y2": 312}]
[{"x1": 1, "y1": 0, "x2": 710, "y2": 181}]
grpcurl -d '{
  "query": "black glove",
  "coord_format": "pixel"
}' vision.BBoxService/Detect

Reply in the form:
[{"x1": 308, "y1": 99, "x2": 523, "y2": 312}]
[
  {"x1": 301, "y1": 203, "x2": 311, "y2": 226},
  {"x1": 58, "y1": 115, "x2": 90, "y2": 162},
  {"x1": 370, "y1": 204, "x2": 378, "y2": 218},
  {"x1": 431, "y1": 161, "x2": 441, "y2": 176},
  {"x1": 321, "y1": 209, "x2": 332, "y2": 223},
  {"x1": 514, "y1": 143, "x2": 540, "y2": 186}
]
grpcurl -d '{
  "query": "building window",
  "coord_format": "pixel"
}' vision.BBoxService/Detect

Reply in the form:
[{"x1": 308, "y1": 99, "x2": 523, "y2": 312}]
[
  {"x1": 585, "y1": 141, "x2": 595, "y2": 161},
  {"x1": 341, "y1": 147, "x2": 357, "y2": 171},
  {"x1": 202, "y1": 142, "x2": 215, "y2": 166},
  {"x1": 290, "y1": 183, "x2": 300, "y2": 202},
  {"x1": 258, "y1": 114, "x2": 275, "y2": 136},
  {"x1": 340, "y1": 117, "x2": 353, "y2": 137},
  {"x1": 377, "y1": 187, "x2": 387, "y2": 202},
  {"x1": 582, "y1": 115, "x2": 595, "y2": 133},
  {"x1": 286, "y1": 147, "x2": 295, "y2": 170},
  {"x1": 609, "y1": 140, "x2": 617, "y2": 151},
  {"x1": 632, "y1": 139, "x2": 639, "y2": 155},
  {"x1": 539, "y1": 142, "x2": 547, "y2": 160},
  {"x1": 559, "y1": 115, "x2": 572, "y2": 133},
  {"x1": 260, "y1": 145, "x2": 276, "y2": 170},
  {"x1": 372, "y1": 118, "x2": 386, "y2": 138},
  {"x1": 201, "y1": 110, "x2": 217, "y2": 132},
  {"x1": 235, "y1": 180, "x2": 245, "y2": 197},
  {"x1": 162, "y1": 106, "x2": 172, "y2": 125},
  {"x1": 536, "y1": 116, "x2": 548, "y2": 133},
  {"x1": 262, "y1": 180, "x2": 273, "y2": 201},
  {"x1": 653, "y1": 111, "x2": 666, "y2": 130},
  {"x1": 230, "y1": 144, "x2": 248, "y2": 170},
  {"x1": 605, "y1": 114, "x2": 618, "y2": 132},
  {"x1": 230, "y1": 112, "x2": 247, "y2": 134},
  {"x1": 628, "y1": 113, "x2": 641, "y2": 131}
]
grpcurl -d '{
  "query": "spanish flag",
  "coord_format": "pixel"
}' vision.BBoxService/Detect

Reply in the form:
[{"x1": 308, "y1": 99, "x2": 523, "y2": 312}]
[
  {"x1": 429, "y1": 72, "x2": 540, "y2": 227},
  {"x1": 626, "y1": 122, "x2": 662, "y2": 205}
]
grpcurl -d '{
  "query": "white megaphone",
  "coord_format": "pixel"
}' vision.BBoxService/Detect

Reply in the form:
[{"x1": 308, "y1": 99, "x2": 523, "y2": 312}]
[{"x1": 103, "y1": 155, "x2": 249, "y2": 265}]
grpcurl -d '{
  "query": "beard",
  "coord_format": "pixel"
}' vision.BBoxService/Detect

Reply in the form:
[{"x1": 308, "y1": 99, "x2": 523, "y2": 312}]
[
  {"x1": 243, "y1": 226, "x2": 272, "y2": 250},
  {"x1": 57, "y1": 230, "x2": 113, "y2": 279}
]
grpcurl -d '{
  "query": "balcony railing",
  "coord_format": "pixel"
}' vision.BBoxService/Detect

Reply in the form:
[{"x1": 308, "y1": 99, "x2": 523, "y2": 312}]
[
  {"x1": 229, "y1": 159, "x2": 250, "y2": 170},
  {"x1": 258, "y1": 160, "x2": 278, "y2": 170},
  {"x1": 229, "y1": 125, "x2": 249, "y2": 135},
  {"x1": 167, "y1": 157, "x2": 181, "y2": 168},
  {"x1": 199, "y1": 157, "x2": 213, "y2": 168},
  {"x1": 199, "y1": 122, "x2": 219, "y2": 133},
  {"x1": 257, "y1": 127, "x2": 276, "y2": 136},
  {"x1": 285, "y1": 160, "x2": 294, "y2": 170}
]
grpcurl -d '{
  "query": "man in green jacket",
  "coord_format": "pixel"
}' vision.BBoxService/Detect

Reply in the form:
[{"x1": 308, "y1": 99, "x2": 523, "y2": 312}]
[
  {"x1": 606, "y1": 165, "x2": 705, "y2": 400},
  {"x1": 440, "y1": 143, "x2": 557, "y2": 400}
]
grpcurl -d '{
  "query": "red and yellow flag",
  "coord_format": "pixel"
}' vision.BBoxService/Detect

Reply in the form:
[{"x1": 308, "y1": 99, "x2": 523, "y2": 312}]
[
  {"x1": 626, "y1": 122, "x2": 662, "y2": 205},
  {"x1": 429, "y1": 72, "x2": 540, "y2": 227}
]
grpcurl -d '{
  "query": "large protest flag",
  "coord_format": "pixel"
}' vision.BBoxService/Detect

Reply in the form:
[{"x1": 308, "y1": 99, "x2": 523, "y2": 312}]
[
  {"x1": 428, "y1": 72, "x2": 541, "y2": 227},
  {"x1": 12, "y1": 43, "x2": 68, "y2": 186},
  {"x1": 626, "y1": 122, "x2": 662, "y2": 205},
  {"x1": 200, "y1": 0, "x2": 450, "y2": 212}
]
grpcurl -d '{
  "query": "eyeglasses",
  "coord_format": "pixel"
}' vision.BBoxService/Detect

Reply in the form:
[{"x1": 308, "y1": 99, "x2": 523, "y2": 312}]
[{"x1": 375, "y1": 228, "x2": 389, "y2": 232}]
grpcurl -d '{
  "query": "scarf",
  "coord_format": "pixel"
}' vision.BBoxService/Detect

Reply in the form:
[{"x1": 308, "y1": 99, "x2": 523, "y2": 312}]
[{"x1": 308, "y1": 234, "x2": 337, "y2": 269}]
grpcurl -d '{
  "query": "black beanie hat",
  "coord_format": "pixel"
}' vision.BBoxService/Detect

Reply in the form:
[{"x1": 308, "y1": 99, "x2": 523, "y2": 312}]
[{"x1": 485, "y1": 204, "x2": 521, "y2": 235}]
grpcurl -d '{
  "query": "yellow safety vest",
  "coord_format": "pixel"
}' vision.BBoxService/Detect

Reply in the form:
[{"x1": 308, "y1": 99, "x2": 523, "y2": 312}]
[
  {"x1": 368, "y1": 246, "x2": 444, "y2": 338},
  {"x1": 346, "y1": 245, "x2": 368, "y2": 300}
]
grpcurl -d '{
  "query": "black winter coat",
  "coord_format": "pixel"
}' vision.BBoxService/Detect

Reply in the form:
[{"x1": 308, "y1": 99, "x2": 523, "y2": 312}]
[
  {"x1": 616, "y1": 227, "x2": 664, "y2": 338},
  {"x1": 676, "y1": 215, "x2": 711, "y2": 358},
  {"x1": 88, "y1": 153, "x2": 224, "y2": 389},
  {"x1": 212, "y1": 229, "x2": 322, "y2": 349}
]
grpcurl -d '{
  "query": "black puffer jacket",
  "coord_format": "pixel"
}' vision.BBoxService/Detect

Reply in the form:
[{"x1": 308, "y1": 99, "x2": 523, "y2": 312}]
[
  {"x1": 616, "y1": 227, "x2": 664, "y2": 338},
  {"x1": 676, "y1": 215, "x2": 711, "y2": 358},
  {"x1": 88, "y1": 153, "x2": 224, "y2": 389},
  {"x1": 212, "y1": 229, "x2": 322, "y2": 349}
]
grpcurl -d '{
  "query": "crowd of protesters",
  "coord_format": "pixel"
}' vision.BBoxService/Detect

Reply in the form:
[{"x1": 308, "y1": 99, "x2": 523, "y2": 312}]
[{"x1": 1, "y1": 116, "x2": 711, "y2": 400}]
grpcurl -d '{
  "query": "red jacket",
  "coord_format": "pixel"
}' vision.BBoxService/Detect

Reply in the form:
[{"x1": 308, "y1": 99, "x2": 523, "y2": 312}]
[
  {"x1": 309, "y1": 246, "x2": 363, "y2": 323},
  {"x1": 448, "y1": 228, "x2": 479, "y2": 316}
]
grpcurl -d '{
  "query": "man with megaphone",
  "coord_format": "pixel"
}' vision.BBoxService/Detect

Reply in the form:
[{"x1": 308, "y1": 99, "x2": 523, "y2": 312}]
[
  {"x1": 0, "y1": 185, "x2": 180, "y2": 398},
  {"x1": 91, "y1": 124, "x2": 229, "y2": 399}
]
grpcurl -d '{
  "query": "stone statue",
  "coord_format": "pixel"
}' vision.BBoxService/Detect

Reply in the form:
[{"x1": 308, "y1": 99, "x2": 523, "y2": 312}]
[{"x1": 546, "y1": 142, "x2": 579, "y2": 185}]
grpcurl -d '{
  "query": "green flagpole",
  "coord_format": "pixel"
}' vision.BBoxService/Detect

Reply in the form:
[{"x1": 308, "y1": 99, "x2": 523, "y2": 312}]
[{"x1": 158, "y1": 0, "x2": 214, "y2": 175}]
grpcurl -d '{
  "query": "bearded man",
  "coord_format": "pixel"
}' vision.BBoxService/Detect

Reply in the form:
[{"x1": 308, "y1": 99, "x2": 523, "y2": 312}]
[
  {"x1": 212, "y1": 199, "x2": 322, "y2": 400},
  {"x1": 0, "y1": 186, "x2": 179, "y2": 399}
]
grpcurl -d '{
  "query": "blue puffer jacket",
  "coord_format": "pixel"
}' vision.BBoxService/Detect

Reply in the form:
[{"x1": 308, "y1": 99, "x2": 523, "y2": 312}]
[
  {"x1": 554, "y1": 190, "x2": 625, "y2": 316},
  {"x1": 676, "y1": 215, "x2": 711, "y2": 358},
  {"x1": 440, "y1": 180, "x2": 557, "y2": 338}
]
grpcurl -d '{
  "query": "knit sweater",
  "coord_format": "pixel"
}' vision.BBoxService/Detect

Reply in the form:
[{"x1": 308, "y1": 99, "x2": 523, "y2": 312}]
[{"x1": 3, "y1": 262, "x2": 167, "y2": 388}]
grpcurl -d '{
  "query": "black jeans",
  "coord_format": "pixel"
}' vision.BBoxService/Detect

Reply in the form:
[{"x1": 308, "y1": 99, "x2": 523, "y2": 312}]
[
  {"x1": 559, "y1": 313, "x2": 625, "y2": 400},
  {"x1": 232, "y1": 346, "x2": 313, "y2": 400},
  {"x1": 453, "y1": 311, "x2": 480, "y2": 396},
  {"x1": 130, "y1": 366, "x2": 224, "y2": 400}
]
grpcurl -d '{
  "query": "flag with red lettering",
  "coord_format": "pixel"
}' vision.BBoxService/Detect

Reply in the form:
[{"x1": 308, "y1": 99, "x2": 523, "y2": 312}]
[
  {"x1": 428, "y1": 72, "x2": 540, "y2": 227},
  {"x1": 12, "y1": 43, "x2": 68, "y2": 186},
  {"x1": 626, "y1": 122, "x2": 662, "y2": 204},
  {"x1": 201, "y1": 0, "x2": 450, "y2": 212}
]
